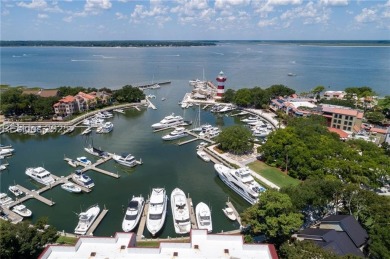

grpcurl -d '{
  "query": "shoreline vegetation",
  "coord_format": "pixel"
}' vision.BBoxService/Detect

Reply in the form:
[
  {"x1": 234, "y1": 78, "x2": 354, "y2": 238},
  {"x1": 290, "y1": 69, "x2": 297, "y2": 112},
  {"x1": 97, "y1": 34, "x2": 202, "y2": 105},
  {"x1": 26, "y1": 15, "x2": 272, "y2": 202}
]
[{"x1": 0, "y1": 40, "x2": 389, "y2": 47}]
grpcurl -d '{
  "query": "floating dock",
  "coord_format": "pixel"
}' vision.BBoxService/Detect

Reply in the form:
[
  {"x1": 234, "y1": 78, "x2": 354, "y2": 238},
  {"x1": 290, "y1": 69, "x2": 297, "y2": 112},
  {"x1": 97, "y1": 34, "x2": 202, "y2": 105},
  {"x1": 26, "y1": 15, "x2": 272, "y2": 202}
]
[
  {"x1": 136, "y1": 200, "x2": 149, "y2": 241},
  {"x1": 1, "y1": 207, "x2": 23, "y2": 224},
  {"x1": 85, "y1": 208, "x2": 109, "y2": 236},
  {"x1": 226, "y1": 201, "x2": 241, "y2": 225},
  {"x1": 187, "y1": 197, "x2": 198, "y2": 230}
]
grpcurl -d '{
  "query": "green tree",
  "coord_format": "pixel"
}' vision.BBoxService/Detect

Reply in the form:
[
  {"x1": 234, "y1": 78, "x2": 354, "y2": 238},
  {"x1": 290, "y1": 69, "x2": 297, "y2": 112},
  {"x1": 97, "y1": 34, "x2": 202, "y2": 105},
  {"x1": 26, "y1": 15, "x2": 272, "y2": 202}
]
[
  {"x1": 312, "y1": 85, "x2": 325, "y2": 101},
  {"x1": 266, "y1": 84, "x2": 295, "y2": 98},
  {"x1": 222, "y1": 89, "x2": 235, "y2": 103},
  {"x1": 112, "y1": 85, "x2": 145, "y2": 103},
  {"x1": 365, "y1": 111, "x2": 385, "y2": 125},
  {"x1": 241, "y1": 190, "x2": 303, "y2": 247},
  {"x1": 216, "y1": 125, "x2": 253, "y2": 155},
  {"x1": 234, "y1": 88, "x2": 253, "y2": 107}
]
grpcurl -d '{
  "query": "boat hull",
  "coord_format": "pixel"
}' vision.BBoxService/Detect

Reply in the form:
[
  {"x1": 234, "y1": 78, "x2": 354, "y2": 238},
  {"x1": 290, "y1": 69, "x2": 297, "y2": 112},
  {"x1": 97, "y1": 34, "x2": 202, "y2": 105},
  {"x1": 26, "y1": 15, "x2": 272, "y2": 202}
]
[
  {"x1": 171, "y1": 188, "x2": 191, "y2": 234},
  {"x1": 195, "y1": 202, "x2": 212, "y2": 233},
  {"x1": 122, "y1": 196, "x2": 145, "y2": 232},
  {"x1": 146, "y1": 188, "x2": 167, "y2": 236}
]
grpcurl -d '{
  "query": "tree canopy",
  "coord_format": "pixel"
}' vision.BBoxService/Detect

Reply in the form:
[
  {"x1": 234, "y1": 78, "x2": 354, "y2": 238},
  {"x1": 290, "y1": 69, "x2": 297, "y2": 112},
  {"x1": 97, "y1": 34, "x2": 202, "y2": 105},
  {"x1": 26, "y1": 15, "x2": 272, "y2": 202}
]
[
  {"x1": 112, "y1": 85, "x2": 145, "y2": 103},
  {"x1": 216, "y1": 125, "x2": 254, "y2": 155}
]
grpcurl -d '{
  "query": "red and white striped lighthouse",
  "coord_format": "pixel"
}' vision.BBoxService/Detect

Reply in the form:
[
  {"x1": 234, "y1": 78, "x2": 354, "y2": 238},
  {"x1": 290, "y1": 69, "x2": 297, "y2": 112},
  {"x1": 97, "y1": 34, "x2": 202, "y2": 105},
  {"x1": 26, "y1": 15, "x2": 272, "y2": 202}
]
[{"x1": 216, "y1": 71, "x2": 226, "y2": 98}]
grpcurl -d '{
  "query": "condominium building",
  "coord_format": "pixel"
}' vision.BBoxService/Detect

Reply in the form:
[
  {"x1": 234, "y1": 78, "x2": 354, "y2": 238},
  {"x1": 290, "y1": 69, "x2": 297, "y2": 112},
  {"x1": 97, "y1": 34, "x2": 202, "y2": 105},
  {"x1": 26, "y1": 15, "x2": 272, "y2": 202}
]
[
  {"x1": 321, "y1": 105, "x2": 364, "y2": 132},
  {"x1": 53, "y1": 95, "x2": 77, "y2": 117}
]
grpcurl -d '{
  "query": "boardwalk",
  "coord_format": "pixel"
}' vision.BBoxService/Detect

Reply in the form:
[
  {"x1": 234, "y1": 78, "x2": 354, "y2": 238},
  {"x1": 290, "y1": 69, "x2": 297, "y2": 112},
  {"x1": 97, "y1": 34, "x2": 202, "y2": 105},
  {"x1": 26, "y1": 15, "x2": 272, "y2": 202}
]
[
  {"x1": 136, "y1": 200, "x2": 149, "y2": 240},
  {"x1": 187, "y1": 198, "x2": 198, "y2": 230},
  {"x1": 1, "y1": 207, "x2": 23, "y2": 223},
  {"x1": 86, "y1": 208, "x2": 109, "y2": 236},
  {"x1": 14, "y1": 184, "x2": 55, "y2": 206}
]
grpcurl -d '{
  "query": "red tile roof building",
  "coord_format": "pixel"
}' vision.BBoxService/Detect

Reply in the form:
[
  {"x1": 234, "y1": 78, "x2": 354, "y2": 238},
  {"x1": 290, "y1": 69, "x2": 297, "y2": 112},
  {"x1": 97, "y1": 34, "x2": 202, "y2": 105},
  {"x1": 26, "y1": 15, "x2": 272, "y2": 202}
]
[{"x1": 53, "y1": 96, "x2": 76, "y2": 117}]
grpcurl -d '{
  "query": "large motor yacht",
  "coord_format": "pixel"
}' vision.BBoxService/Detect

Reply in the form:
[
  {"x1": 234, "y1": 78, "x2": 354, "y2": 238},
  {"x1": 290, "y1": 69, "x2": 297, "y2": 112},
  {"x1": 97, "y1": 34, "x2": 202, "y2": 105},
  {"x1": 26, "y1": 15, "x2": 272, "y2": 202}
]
[
  {"x1": 214, "y1": 164, "x2": 266, "y2": 205},
  {"x1": 170, "y1": 188, "x2": 191, "y2": 234},
  {"x1": 112, "y1": 153, "x2": 142, "y2": 168},
  {"x1": 12, "y1": 204, "x2": 32, "y2": 217},
  {"x1": 72, "y1": 170, "x2": 95, "y2": 189},
  {"x1": 25, "y1": 167, "x2": 55, "y2": 186},
  {"x1": 84, "y1": 145, "x2": 109, "y2": 158},
  {"x1": 195, "y1": 202, "x2": 212, "y2": 233},
  {"x1": 151, "y1": 113, "x2": 184, "y2": 129},
  {"x1": 122, "y1": 195, "x2": 145, "y2": 232},
  {"x1": 162, "y1": 127, "x2": 188, "y2": 141},
  {"x1": 146, "y1": 188, "x2": 167, "y2": 236},
  {"x1": 74, "y1": 204, "x2": 100, "y2": 235}
]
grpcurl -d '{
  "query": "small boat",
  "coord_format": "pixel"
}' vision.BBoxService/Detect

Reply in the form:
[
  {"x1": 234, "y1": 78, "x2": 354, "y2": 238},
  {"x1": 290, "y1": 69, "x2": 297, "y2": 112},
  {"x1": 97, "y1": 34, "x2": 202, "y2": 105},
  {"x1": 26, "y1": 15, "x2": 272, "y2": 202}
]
[
  {"x1": 0, "y1": 148, "x2": 14, "y2": 156},
  {"x1": 0, "y1": 193, "x2": 14, "y2": 206},
  {"x1": 113, "y1": 108, "x2": 125, "y2": 114},
  {"x1": 25, "y1": 167, "x2": 55, "y2": 186},
  {"x1": 197, "y1": 150, "x2": 210, "y2": 162},
  {"x1": 287, "y1": 72, "x2": 297, "y2": 76},
  {"x1": 96, "y1": 122, "x2": 114, "y2": 133},
  {"x1": 171, "y1": 188, "x2": 191, "y2": 234},
  {"x1": 161, "y1": 97, "x2": 166, "y2": 101},
  {"x1": 77, "y1": 156, "x2": 92, "y2": 165},
  {"x1": 84, "y1": 145, "x2": 109, "y2": 158},
  {"x1": 72, "y1": 170, "x2": 94, "y2": 189},
  {"x1": 12, "y1": 204, "x2": 32, "y2": 217},
  {"x1": 146, "y1": 188, "x2": 168, "y2": 236},
  {"x1": 196, "y1": 142, "x2": 208, "y2": 149},
  {"x1": 112, "y1": 153, "x2": 142, "y2": 168},
  {"x1": 162, "y1": 127, "x2": 188, "y2": 141},
  {"x1": 61, "y1": 182, "x2": 82, "y2": 193},
  {"x1": 74, "y1": 204, "x2": 100, "y2": 235},
  {"x1": 122, "y1": 195, "x2": 145, "y2": 232},
  {"x1": 81, "y1": 127, "x2": 92, "y2": 135},
  {"x1": 222, "y1": 205, "x2": 236, "y2": 221},
  {"x1": 8, "y1": 185, "x2": 23, "y2": 197},
  {"x1": 195, "y1": 202, "x2": 212, "y2": 233},
  {"x1": 68, "y1": 159, "x2": 78, "y2": 167},
  {"x1": 0, "y1": 164, "x2": 8, "y2": 171}
]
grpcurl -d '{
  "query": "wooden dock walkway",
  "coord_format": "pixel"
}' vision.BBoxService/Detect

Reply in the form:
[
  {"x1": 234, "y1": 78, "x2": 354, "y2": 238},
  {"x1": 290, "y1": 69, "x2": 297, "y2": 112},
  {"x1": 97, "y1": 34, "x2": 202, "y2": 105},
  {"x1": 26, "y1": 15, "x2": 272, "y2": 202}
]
[
  {"x1": 187, "y1": 198, "x2": 198, "y2": 230},
  {"x1": 177, "y1": 137, "x2": 199, "y2": 146},
  {"x1": 226, "y1": 201, "x2": 241, "y2": 225},
  {"x1": 13, "y1": 184, "x2": 55, "y2": 206},
  {"x1": 1, "y1": 207, "x2": 23, "y2": 223},
  {"x1": 136, "y1": 200, "x2": 149, "y2": 240},
  {"x1": 65, "y1": 155, "x2": 120, "y2": 179},
  {"x1": 86, "y1": 208, "x2": 108, "y2": 236}
]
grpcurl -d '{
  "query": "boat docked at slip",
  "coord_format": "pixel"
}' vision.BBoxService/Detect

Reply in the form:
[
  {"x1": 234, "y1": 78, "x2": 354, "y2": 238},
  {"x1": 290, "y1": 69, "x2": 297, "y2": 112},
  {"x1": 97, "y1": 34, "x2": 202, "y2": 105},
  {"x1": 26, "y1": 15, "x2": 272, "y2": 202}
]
[
  {"x1": 61, "y1": 182, "x2": 82, "y2": 193},
  {"x1": 241, "y1": 116, "x2": 260, "y2": 124},
  {"x1": 151, "y1": 113, "x2": 184, "y2": 129},
  {"x1": 113, "y1": 108, "x2": 125, "y2": 114},
  {"x1": 0, "y1": 193, "x2": 14, "y2": 206},
  {"x1": 171, "y1": 188, "x2": 191, "y2": 234},
  {"x1": 25, "y1": 167, "x2": 55, "y2": 186},
  {"x1": 214, "y1": 164, "x2": 266, "y2": 205},
  {"x1": 77, "y1": 156, "x2": 92, "y2": 165},
  {"x1": 222, "y1": 205, "x2": 237, "y2": 221},
  {"x1": 146, "y1": 188, "x2": 167, "y2": 236},
  {"x1": 112, "y1": 153, "x2": 142, "y2": 168},
  {"x1": 195, "y1": 202, "x2": 212, "y2": 233},
  {"x1": 8, "y1": 185, "x2": 23, "y2": 197},
  {"x1": 74, "y1": 204, "x2": 100, "y2": 235},
  {"x1": 122, "y1": 195, "x2": 145, "y2": 232},
  {"x1": 96, "y1": 122, "x2": 113, "y2": 133},
  {"x1": 196, "y1": 150, "x2": 210, "y2": 162},
  {"x1": 72, "y1": 170, "x2": 94, "y2": 189},
  {"x1": 12, "y1": 204, "x2": 32, "y2": 217},
  {"x1": 84, "y1": 145, "x2": 109, "y2": 158},
  {"x1": 81, "y1": 127, "x2": 92, "y2": 135},
  {"x1": 162, "y1": 127, "x2": 188, "y2": 141},
  {"x1": 0, "y1": 148, "x2": 14, "y2": 156}
]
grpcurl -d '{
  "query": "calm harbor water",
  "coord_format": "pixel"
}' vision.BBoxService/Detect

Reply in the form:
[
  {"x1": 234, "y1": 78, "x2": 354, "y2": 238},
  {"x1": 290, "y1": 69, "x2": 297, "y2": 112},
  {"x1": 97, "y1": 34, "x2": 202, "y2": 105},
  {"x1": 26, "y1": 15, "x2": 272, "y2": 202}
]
[{"x1": 1, "y1": 41, "x2": 389, "y2": 237}]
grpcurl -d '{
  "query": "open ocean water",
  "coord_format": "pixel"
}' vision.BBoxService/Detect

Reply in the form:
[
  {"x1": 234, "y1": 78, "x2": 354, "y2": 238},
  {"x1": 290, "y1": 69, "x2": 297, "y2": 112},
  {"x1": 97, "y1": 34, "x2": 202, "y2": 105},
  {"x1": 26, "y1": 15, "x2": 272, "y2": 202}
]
[{"x1": 0, "y1": 41, "x2": 389, "y2": 237}]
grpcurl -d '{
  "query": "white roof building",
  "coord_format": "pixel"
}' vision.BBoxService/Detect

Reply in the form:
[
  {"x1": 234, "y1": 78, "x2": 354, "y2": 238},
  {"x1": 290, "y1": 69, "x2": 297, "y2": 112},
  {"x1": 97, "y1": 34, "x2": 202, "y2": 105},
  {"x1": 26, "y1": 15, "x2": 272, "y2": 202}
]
[{"x1": 39, "y1": 230, "x2": 278, "y2": 259}]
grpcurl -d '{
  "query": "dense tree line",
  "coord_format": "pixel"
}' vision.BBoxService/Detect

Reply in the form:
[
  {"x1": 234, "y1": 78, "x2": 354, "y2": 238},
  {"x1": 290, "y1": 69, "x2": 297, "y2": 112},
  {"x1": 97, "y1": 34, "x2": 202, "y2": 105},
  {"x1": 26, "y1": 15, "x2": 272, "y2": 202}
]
[
  {"x1": 0, "y1": 217, "x2": 58, "y2": 258},
  {"x1": 216, "y1": 125, "x2": 254, "y2": 155},
  {"x1": 241, "y1": 179, "x2": 390, "y2": 258},
  {"x1": 0, "y1": 40, "x2": 217, "y2": 47},
  {"x1": 112, "y1": 85, "x2": 144, "y2": 103},
  {"x1": 258, "y1": 116, "x2": 390, "y2": 186},
  {"x1": 222, "y1": 84, "x2": 295, "y2": 108}
]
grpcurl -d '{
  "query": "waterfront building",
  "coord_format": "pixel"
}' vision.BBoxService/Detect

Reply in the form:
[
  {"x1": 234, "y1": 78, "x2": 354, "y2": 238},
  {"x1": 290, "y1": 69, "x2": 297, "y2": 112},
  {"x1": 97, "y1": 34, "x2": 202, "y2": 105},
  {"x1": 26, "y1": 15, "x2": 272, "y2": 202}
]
[
  {"x1": 216, "y1": 71, "x2": 226, "y2": 98},
  {"x1": 39, "y1": 229, "x2": 278, "y2": 259},
  {"x1": 323, "y1": 91, "x2": 346, "y2": 100},
  {"x1": 321, "y1": 105, "x2": 364, "y2": 133},
  {"x1": 74, "y1": 92, "x2": 97, "y2": 112},
  {"x1": 53, "y1": 95, "x2": 77, "y2": 117}
]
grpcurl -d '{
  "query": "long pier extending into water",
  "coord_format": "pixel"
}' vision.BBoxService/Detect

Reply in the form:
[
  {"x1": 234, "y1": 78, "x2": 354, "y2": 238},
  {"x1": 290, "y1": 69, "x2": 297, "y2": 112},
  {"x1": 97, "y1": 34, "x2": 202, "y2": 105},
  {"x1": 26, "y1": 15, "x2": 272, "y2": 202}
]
[
  {"x1": 86, "y1": 208, "x2": 109, "y2": 236},
  {"x1": 136, "y1": 200, "x2": 149, "y2": 241}
]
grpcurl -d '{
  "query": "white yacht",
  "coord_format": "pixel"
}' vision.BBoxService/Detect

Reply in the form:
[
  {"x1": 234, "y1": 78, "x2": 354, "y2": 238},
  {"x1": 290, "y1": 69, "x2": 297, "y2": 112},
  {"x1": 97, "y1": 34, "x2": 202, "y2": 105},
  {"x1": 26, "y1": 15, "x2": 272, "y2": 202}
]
[
  {"x1": 12, "y1": 204, "x2": 32, "y2": 217},
  {"x1": 222, "y1": 205, "x2": 237, "y2": 221},
  {"x1": 8, "y1": 185, "x2": 23, "y2": 197},
  {"x1": 162, "y1": 127, "x2": 188, "y2": 141},
  {"x1": 241, "y1": 116, "x2": 260, "y2": 124},
  {"x1": 83, "y1": 117, "x2": 105, "y2": 128},
  {"x1": 216, "y1": 104, "x2": 236, "y2": 113},
  {"x1": 214, "y1": 164, "x2": 266, "y2": 205},
  {"x1": 67, "y1": 159, "x2": 78, "y2": 167},
  {"x1": 72, "y1": 170, "x2": 95, "y2": 189},
  {"x1": 96, "y1": 122, "x2": 113, "y2": 133},
  {"x1": 84, "y1": 145, "x2": 109, "y2": 158},
  {"x1": 74, "y1": 204, "x2": 100, "y2": 235},
  {"x1": 112, "y1": 153, "x2": 142, "y2": 168},
  {"x1": 0, "y1": 148, "x2": 14, "y2": 156},
  {"x1": 81, "y1": 127, "x2": 92, "y2": 135},
  {"x1": 61, "y1": 182, "x2": 82, "y2": 193},
  {"x1": 25, "y1": 167, "x2": 55, "y2": 186},
  {"x1": 196, "y1": 150, "x2": 210, "y2": 162},
  {"x1": 146, "y1": 188, "x2": 167, "y2": 236},
  {"x1": 122, "y1": 195, "x2": 145, "y2": 232},
  {"x1": 151, "y1": 113, "x2": 184, "y2": 129},
  {"x1": 113, "y1": 108, "x2": 125, "y2": 114},
  {"x1": 77, "y1": 156, "x2": 92, "y2": 165},
  {"x1": 195, "y1": 202, "x2": 212, "y2": 233},
  {"x1": 171, "y1": 188, "x2": 191, "y2": 234},
  {"x1": 0, "y1": 193, "x2": 14, "y2": 206}
]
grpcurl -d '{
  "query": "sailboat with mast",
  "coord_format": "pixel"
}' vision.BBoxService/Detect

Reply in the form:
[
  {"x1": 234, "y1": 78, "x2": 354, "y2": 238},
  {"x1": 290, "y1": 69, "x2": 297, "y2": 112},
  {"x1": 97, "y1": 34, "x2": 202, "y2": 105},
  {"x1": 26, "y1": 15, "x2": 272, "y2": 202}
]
[{"x1": 193, "y1": 104, "x2": 211, "y2": 132}]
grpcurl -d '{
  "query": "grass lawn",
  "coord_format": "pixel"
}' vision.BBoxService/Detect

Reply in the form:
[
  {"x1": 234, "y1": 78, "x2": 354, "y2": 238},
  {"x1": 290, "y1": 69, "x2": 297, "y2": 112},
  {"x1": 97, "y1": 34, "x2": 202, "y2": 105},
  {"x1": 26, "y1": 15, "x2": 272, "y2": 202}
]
[
  {"x1": 56, "y1": 235, "x2": 78, "y2": 245},
  {"x1": 248, "y1": 160, "x2": 300, "y2": 188}
]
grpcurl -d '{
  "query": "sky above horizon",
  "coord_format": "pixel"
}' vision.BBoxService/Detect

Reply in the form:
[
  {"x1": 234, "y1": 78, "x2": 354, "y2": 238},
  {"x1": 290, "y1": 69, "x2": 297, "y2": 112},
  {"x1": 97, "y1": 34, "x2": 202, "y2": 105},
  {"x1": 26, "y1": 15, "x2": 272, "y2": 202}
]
[{"x1": 1, "y1": 0, "x2": 390, "y2": 41}]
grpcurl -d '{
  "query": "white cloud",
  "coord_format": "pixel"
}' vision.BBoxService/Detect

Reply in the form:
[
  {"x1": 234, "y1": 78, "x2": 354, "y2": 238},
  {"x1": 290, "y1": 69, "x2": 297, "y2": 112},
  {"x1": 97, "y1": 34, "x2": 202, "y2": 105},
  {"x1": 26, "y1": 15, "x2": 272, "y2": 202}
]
[
  {"x1": 63, "y1": 16, "x2": 72, "y2": 22},
  {"x1": 267, "y1": 0, "x2": 302, "y2": 6},
  {"x1": 115, "y1": 12, "x2": 127, "y2": 20},
  {"x1": 85, "y1": 0, "x2": 112, "y2": 13},
  {"x1": 319, "y1": 0, "x2": 348, "y2": 6},
  {"x1": 355, "y1": 8, "x2": 377, "y2": 23},
  {"x1": 17, "y1": 0, "x2": 47, "y2": 9},
  {"x1": 258, "y1": 17, "x2": 278, "y2": 27},
  {"x1": 215, "y1": 0, "x2": 250, "y2": 9},
  {"x1": 280, "y1": 1, "x2": 330, "y2": 27},
  {"x1": 38, "y1": 13, "x2": 48, "y2": 19}
]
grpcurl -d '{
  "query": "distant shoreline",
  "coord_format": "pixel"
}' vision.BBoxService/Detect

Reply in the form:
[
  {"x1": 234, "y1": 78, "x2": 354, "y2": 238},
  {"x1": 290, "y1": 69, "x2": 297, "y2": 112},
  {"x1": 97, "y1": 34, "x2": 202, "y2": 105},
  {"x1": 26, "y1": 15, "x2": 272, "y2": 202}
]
[{"x1": 1, "y1": 40, "x2": 389, "y2": 48}]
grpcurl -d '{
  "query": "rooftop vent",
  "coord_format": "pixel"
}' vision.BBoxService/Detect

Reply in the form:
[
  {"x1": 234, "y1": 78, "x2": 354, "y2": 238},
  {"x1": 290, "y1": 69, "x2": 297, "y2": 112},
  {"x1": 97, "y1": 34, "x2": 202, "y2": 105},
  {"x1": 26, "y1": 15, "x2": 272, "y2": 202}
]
[
  {"x1": 173, "y1": 251, "x2": 178, "y2": 256},
  {"x1": 224, "y1": 249, "x2": 229, "y2": 254},
  {"x1": 120, "y1": 245, "x2": 126, "y2": 250},
  {"x1": 90, "y1": 252, "x2": 96, "y2": 257},
  {"x1": 194, "y1": 245, "x2": 199, "y2": 249}
]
